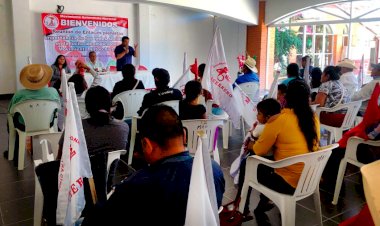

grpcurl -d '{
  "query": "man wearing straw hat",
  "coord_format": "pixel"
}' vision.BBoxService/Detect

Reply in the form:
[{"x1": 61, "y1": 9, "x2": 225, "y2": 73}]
[
  {"x1": 233, "y1": 55, "x2": 259, "y2": 88},
  {"x1": 5, "y1": 64, "x2": 60, "y2": 160},
  {"x1": 8, "y1": 64, "x2": 60, "y2": 128},
  {"x1": 337, "y1": 58, "x2": 358, "y2": 98}
]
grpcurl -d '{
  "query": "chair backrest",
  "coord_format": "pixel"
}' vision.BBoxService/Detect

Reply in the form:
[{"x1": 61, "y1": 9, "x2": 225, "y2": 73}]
[
  {"x1": 340, "y1": 100, "x2": 362, "y2": 129},
  {"x1": 159, "y1": 100, "x2": 180, "y2": 114},
  {"x1": 77, "y1": 97, "x2": 89, "y2": 119},
  {"x1": 238, "y1": 82, "x2": 260, "y2": 102},
  {"x1": 112, "y1": 89, "x2": 148, "y2": 119},
  {"x1": 12, "y1": 100, "x2": 60, "y2": 133},
  {"x1": 182, "y1": 119, "x2": 223, "y2": 154},
  {"x1": 292, "y1": 144, "x2": 338, "y2": 200},
  {"x1": 36, "y1": 132, "x2": 63, "y2": 162}
]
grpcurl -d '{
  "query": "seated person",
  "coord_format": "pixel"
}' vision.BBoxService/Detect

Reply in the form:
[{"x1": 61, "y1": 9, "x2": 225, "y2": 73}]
[
  {"x1": 337, "y1": 58, "x2": 358, "y2": 98},
  {"x1": 6, "y1": 64, "x2": 60, "y2": 160},
  {"x1": 111, "y1": 64, "x2": 145, "y2": 119},
  {"x1": 87, "y1": 51, "x2": 104, "y2": 72},
  {"x1": 299, "y1": 55, "x2": 313, "y2": 79},
  {"x1": 58, "y1": 86, "x2": 129, "y2": 158},
  {"x1": 233, "y1": 56, "x2": 259, "y2": 88},
  {"x1": 311, "y1": 66, "x2": 350, "y2": 127},
  {"x1": 281, "y1": 63, "x2": 300, "y2": 86},
  {"x1": 237, "y1": 80, "x2": 320, "y2": 224},
  {"x1": 50, "y1": 55, "x2": 71, "y2": 91},
  {"x1": 310, "y1": 67, "x2": 322, "y2": 89},
  {"x1": 351, "y1": 63, "x2": 380, "y2": 116},
  {"x1": 179, "y1": 80, "x2": 206, "y2": 120},
  {"x1": 82, "y1": 105, "x2": 225, "y2": 226},
  {"x1": 137, "y1": 68, "x2": 182, "y2": 115},
  {"x1": 277, "y1": 84, "x2": 287, "y2": 109}
]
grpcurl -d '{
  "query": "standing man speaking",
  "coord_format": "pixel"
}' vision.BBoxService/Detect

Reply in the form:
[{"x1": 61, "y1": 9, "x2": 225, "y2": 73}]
[{"x1": 114, "y1": 36, "x2": 138, "y2": 71}]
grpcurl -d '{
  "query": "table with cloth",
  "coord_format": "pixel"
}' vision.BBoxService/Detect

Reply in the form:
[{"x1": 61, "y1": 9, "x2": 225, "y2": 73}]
[{"x1": 83, "y1": 70, "x2": 156, "y2": 92}]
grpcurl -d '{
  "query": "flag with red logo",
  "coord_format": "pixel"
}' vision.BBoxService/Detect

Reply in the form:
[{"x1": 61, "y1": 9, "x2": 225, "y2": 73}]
[
  {"x1": 202, "y1": 27, "x2": 242, "y2": 128},
  {"x1": 173, "y1": 67, "x2": 192, "y2": 96},
  {"x1": 56, "y1": 79, "x2": 93, "y2": 225}
]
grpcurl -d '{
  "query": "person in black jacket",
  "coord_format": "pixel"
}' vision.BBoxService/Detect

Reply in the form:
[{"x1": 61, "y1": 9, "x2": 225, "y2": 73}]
[{"x1": 137, "y1": 68, "x2": 182, "y2": 115}]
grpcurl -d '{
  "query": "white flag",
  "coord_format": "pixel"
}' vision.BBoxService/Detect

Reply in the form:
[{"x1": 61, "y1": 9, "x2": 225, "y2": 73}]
[
  {"x1": 173, "y1": 67, "x2": 192, "y2": 96},
  {"x1": 183, "y1": 52, "x2": 188, "y2": 74},
  {"x1": 185, "y1": 137, "x2": 219, "y2": 226},
  {"x1": 233, "y1": 83, "x2": 258, "y2": 126},
  {"x1": 267, "y1": 70, "x2": 280, "y2": 99},
  {"x1": 56, "y1": 81, "x2": 93, "y2": 225},
  {"x1": 201, "y1": 27, "x2": 241, "y2": 128}
]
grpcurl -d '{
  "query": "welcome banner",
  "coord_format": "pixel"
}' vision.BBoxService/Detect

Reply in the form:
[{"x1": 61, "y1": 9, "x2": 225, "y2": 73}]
[{"x1": 41, "y1": 13, "x2": 128, "y2": 69}]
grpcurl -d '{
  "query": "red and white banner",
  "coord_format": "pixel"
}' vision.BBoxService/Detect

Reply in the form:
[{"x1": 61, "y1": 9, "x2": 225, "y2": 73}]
[
  {"x1": 233, "y1": 84, "x2": 258, "y2": 127},
  {"x1": 202, "y1": 27, "x2": 241, "y2": 128},
  {"x1": 41, "y1": 13, "x2": 128, "y2": 69},
  {"x1": 56, "y1": 73, "x2": 93, "y2": 225}
]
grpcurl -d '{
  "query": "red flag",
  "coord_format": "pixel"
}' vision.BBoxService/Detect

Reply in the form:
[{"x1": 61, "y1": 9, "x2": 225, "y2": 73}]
[
  {"x1": 190, "y1": 58, "x2": 198, "y2": 80},
  {"x1": 338, "y1": 83, "x2": 380, "y2": 147}
]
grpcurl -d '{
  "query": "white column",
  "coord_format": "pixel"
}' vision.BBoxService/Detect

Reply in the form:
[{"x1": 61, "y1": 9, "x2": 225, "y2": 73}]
[
  {"x1": 12, "y1": 0, "x2": 32, "y2": 90},
  {"x1": 136, "y1": 4, "x2": 150, "y2": 69}
]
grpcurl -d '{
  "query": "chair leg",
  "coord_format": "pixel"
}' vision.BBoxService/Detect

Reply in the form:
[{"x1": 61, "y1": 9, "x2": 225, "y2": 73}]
[
  {"x1": 8, "y1": 128, "x2": 16, "y2": 161},
  {"x1": 313, "y1": 189, "x2": 323, "y2": 226},
  {"x1": 332, "y1": 159, "x2": 347, "y2": 205},
  {"x1": 128, "y1": 118, "x2": 137, "y2": 165},
  {"x1": 238, "y1": 184, "x2": 250, "y2": 214},
  {"x1": 18, "y1": 132, "x2": 27, "y2": 170},
  {"x1": 34, "y1": 171, "x2": 43, "y2": 226},
  {"x1": 279, "y1": 200, "x2": 296, "y2": 226},
  {"x1": 334, "y1": 129, "x2": 342, "y2": 143},
  {"x1": 222, "y1": 120, "x2": 229, "y2": 149}
]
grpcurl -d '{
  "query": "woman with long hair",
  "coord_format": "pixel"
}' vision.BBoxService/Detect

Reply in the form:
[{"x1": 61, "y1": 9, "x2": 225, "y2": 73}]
[
  {"x1": 179, "y1": 80, "x2": 206, "y2": 120},
  {"x1": 234, "y1": 80, "x2": 320, "y2": 224},
  {"x1": 50, "y1": 55, "x2": 71, "y2": 90}
]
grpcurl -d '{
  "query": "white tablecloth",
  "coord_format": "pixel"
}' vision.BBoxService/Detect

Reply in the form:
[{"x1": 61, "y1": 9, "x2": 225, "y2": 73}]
[{"x1": 84, "y1": 71, "x2": 156, "y2": 93}]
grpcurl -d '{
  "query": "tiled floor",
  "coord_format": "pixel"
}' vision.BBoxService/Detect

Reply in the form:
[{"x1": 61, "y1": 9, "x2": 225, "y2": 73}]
[{"x1": 0, "y1": 98, "x2": 366, "y2": 226}]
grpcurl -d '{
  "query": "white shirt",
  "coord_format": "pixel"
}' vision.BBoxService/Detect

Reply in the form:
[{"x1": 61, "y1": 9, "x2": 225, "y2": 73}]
[
  {"x1": 340, "y1": 71, "x2": 358, "y2": 97},
  {"x1": 87, "y1": 61, "x2": 104, "y2": 71},
  {"x1": 351, "y1": 76, "x2": 380, "y2": 114}
]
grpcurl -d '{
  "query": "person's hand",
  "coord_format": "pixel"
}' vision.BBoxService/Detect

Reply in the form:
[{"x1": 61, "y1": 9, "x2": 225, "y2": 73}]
[{"x1": 134, "y1": 43, "x2": 138, "y2": 49}]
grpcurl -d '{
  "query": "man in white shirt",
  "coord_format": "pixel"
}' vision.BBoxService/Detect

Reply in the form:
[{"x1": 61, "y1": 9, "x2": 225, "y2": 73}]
[
  {"x1": 337, "y1": 58, "x2": 358, "y2": 98},
  {"x1": 351, "y1": 63, "x2": 380, "y2": 115},
  {"x1": 87, "y1": 51, "x2": 104, "y2": 71}
]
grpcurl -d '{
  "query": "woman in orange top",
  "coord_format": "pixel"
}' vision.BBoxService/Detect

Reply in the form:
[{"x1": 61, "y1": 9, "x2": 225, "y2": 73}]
[{"x1": 237, "y1": 80, "x2": 320, "y2": 224}]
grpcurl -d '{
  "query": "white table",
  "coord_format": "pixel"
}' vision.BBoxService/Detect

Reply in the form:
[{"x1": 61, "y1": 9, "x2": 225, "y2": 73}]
[{"x1": 84, "y1": 70, "x2": 156, "y2": 93}]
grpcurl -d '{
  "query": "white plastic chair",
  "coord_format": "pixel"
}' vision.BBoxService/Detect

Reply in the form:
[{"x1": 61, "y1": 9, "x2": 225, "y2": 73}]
[
  {"x1": 128, "y1": 116, "x2": 141, "y2": 165},
  {"x1": 238, "y1": 144, "x2": 338, "y2": 226},
  {"x1": 158, "y1": 100, "x2": 180, "y2": 115},
  {"x1": 205, "y1": 100, "x2": 230, "y2": 149},
  {"x1": 8, "y1": 100, "x2": 60, "y2": 170},
  {"x1": 33, "y1": 147, "x2": 126, "y2": 226},
  {"x1": 182, "y1": 119, "x2": 223, "y2": 164},
  {"x1": 316, "y1": 100, "x2": 362, "y2": 144},
  {"x1": 112, "y1": 89, "x2": 148, "y2": 120},
  {"x1": 332, "y1": 136, "x2": 380, "y2": 205}
]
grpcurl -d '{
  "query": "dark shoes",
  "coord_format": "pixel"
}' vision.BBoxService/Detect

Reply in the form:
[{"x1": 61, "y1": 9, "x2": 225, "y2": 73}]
[{"x1": 253, "y1": 199, "x2": 275, "y2": 225}]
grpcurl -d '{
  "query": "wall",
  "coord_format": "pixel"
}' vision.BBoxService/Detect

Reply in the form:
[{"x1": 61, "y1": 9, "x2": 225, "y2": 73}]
[
  {"x1": 147, "y1": 4, "x2": 246, "y2": 84},
  {"x1": 100, "y1": 0, "x2": 259, "y2": 25},
  {"x1": 265, "y1": 0, "x2": 347, "y2": 25},
  {"x1": 0, "y1": 0, "x2": 16, "y2": 94}
]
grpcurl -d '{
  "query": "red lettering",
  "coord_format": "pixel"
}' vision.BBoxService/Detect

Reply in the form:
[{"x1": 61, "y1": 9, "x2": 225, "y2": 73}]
[
  {"x1": 69, "y1": 145, "x2": 77, "y2": 160},
  {"x1": 76, "y1": 177, "x2": 83, "y2": 187},
  {"x1": 70, "y1": 183, "x2": 78, "y2": 196}
]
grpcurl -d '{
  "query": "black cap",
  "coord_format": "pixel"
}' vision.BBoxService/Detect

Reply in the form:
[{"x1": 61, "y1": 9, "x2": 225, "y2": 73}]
[{"x1": 152, "y1": 68, "x2": 170, "y2": 87}]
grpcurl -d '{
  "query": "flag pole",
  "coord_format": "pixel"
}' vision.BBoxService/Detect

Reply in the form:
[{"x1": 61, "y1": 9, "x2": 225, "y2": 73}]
[{"x1": 88, "y1": 178, "x2": 98, "y2": 205}]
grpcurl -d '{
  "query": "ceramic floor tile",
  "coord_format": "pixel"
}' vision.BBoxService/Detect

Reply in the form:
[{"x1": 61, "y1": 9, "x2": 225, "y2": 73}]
[{"x1": 0, "y1": 196, "x2": 33, "y2": 225}]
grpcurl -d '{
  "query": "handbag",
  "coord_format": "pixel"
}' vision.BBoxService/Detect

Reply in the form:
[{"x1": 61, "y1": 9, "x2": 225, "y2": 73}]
[{"x1": 219, "y1": 200, "x2": 244, "y2": 226}]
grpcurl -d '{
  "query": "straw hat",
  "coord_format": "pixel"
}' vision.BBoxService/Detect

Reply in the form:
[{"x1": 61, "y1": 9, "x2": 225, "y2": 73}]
[
  {"x1": 244, "y1": 56, "x2": 258, "y2": 73},
  {"x1": 20, "y1": 64, "x2": 52, "y2": 90},
  {"x1": 337, "y1": 59, "x2": 357, "y2": 69}
]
